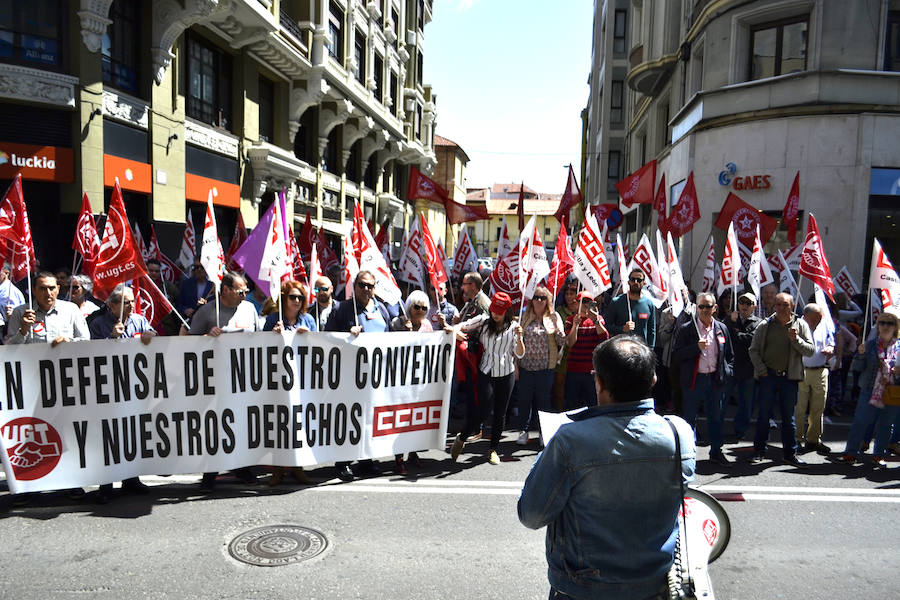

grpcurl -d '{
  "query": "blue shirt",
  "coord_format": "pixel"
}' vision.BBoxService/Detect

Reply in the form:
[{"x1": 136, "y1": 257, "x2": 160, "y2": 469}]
[
  {"x1": 518, "y1": 400, "x2": 695, "y2": 599},
  {"x1": 359, "y1": 301, "x2": 388, "y2": 333},
  {"x1": 89, "y1": 310, "x2": 155, "y2": 340},
  {"x1": 263, "y1": 311, "x2": 317, "y2": 332}
]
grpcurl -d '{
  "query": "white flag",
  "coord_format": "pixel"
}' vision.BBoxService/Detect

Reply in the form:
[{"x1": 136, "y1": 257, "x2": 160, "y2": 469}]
[
  {"x1": 717, "y1": 222, "x2": 739, "y2": 297},
  {"x1": 665, "y1": 232, "x2": 687, "y2": 317},
  {"x1": 307, "y1": 240, "x2": 321, "y2": 306},
  {"x1": 572, "y1": 211, "x2": 612, "y2": 297},
  {"x1": 399, "y1": 219, "x2": 426, "y2": 287},
  {"x1": 615, "y1": 233, "x2": 629, "y2": 295},
  {"x1": 630, "y1": 233, "x2": 666, "y2": 308},
  {"x1": 520, "y1": 217, "x2": 551, "y2": 299},
  {"x1": 869, "y1": 238, "x2": 900, "y2": 311},
  {"x1": 177, "y1": 209, "x2": 196, "y2": 272},
  {"x1": 833, "y1": 266, "x2": 860, "y2": 298},
  {"x1": 701, "y1": 238, "x2": 716, "y2": 293},
  {"x1": 776, "y1": 250, "x2": 799, "y2": 298},
  {"x1": 451, "y1": 227, "x2": 478, "y2": 281},
  {"x1": 199, "y1": 190, "x2": 226, "y2": 291},
  {"x1": 655, "y1": 230, "x2": 671, "y2": 305},
  {"x1": 259, "y1": 197, "x2": 290, "y2": 300},
  {"x1": 497, "y1": 216, "x2": 513, "y2": 261},
  {"x1": 746, "y1": 225, "x2": 764, "y2": 300}
]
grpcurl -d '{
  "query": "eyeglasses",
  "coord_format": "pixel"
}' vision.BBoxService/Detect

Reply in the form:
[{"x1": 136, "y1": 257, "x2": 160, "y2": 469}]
[
  {"x1": 411, "y1": 304, "x2": 427, "y2": 311},
  {"x1": 533, "y1": 296, "x2": 548, "y2": 302},
  {"x1": 356, "y1": 281, "x2": 375, "y2": 290},
  {"x1": 697, "y1": 304, "x2": 715, "y2": 310},
  {"x1": 287, "y1": 294, "x2": 303, "y2": 301},
  {"x1": 314, "y1": 286, "x2": 330, "y2": 293},
  {"x1": 628, "y1": 277, "x2": 644, "y2": 283},
  {"x1": 70, "y1": 285, "x2": 82, "y2": 291},
  {"x1": 230, "y1": 287, "x2": 248, "y2": 296},
  {"x1": 738, "y1": 299, "x2": 753, "y2": 306}
]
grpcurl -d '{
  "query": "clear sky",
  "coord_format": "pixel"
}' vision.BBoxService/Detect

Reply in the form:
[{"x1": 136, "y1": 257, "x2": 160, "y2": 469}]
[{"x1": 424, "y1": 0, "x2": 594, "y2": 196}]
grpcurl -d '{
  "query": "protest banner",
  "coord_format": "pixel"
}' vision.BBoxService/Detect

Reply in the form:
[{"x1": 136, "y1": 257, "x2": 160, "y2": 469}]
[{"x1": 0, "y1": 331, "x2": 454, "y2": 493}]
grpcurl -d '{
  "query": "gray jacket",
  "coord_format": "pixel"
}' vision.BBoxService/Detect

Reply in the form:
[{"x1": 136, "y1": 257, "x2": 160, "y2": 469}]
[{"x1": 748, "y1": 314, "x2": 814, "y2": 381}]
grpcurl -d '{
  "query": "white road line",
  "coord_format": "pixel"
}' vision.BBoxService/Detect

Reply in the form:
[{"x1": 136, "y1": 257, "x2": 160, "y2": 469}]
[
  {"x1": 740, "y1": 494, "x2": 900, "y2": 503},
  {"x1": 699, "y1": 485, "x2": 900, "y2": 496},
  {"x1": 309, "y1": 484, "x2": 521, "y2": 496}
]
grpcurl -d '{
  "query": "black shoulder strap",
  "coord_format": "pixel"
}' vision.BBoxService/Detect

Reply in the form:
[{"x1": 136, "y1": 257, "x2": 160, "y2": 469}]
[{"x1": 665, "y1": 416, "x2": 694, "y2": 596}]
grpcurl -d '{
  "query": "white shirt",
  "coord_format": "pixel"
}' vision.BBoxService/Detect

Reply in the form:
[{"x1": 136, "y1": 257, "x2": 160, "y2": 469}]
[{"x1": 802, "y1": 322, "x2": 835, "y2": 368}]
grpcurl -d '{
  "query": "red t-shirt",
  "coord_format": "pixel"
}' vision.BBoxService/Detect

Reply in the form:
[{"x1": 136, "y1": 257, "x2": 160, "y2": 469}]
[{"x1": 564, "y1": 314, "x2": 609, "y2": 373}]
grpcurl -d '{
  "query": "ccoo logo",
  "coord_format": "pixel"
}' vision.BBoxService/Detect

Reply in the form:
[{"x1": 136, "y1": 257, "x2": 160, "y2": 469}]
[{"x1": 2, "y1": 417, "x2": 63, "y2": 480}]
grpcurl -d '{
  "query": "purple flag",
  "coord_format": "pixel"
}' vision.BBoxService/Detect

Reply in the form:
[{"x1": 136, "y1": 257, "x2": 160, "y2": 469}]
[{"x1": 232, "y1": 201, "x2": 277, "y2": 292}]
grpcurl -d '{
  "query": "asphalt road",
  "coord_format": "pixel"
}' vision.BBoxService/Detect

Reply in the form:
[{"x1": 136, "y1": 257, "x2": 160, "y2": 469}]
[{"x1": 1, "y1": 418, "x2": 899, "y2": 600}]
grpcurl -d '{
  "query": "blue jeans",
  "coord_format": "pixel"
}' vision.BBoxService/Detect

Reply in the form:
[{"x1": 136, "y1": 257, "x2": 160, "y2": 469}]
[
  {"x1": 565, "y1": 372, "x2": 596, "y2": 410},
  {"x1": 844, "y1": 388, "x2": 900, "y2": 457},
  {"x1": 518, "y1": 368, "x2": 554, "y2": 432},
  {"x1": 682, "y1": 373, "x2": 725, "y2": 453},
  {"x1": 754, "y1": 374, "x2": 799, "y2": 457},
  {"x1": 727, "y1": 377, "x2": 757, "y2": 438}
]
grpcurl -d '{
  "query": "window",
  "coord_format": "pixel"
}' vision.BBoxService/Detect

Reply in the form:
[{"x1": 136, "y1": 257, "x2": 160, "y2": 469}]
[
  {"x1": 390, "y1": 71, "x2": 399, "y2": 116},
  {"x1": 390, "y1": 8, "x2": 399, "y2": 49},
  {"x1": 323, "y1": 126, "x2": 340, "y2": 173},
  {"x1": 373, "y1": 53, "x2": 384, "y2": 101},
  {"x1": 416, "y1": 50, "x2": 423, "y2": 86},
  {"x1": 417, "y1": 0, "x2": 424, "y2": 31},
  {"x1": 749, "y1": 16, "x2": 808, "y2": 81},
  {"x1": 415, "y1": 103, "x2": 422, "y2": 139},
  {"x1": 353, "y1": 30, "x2": 366, "y2": 84},
  {"x1": 102, "y1": 1, "x2": 140, "y2": 95},
  {"x1": 613, "y1": 10, "x2": 627, "y2": 54},
  {"x1": 328, "y1": 1, "x2": 344, "y2": 63},
  {"x1": 886, "y1": 11, "x2": 900, "y2": 71},
  {"x1": 607, "y1": 151, "x2": 620, "y2": 193},
  {"x1": 185, "y1": 33, "x2": 233, "y2": 130},
  {"x1": 258, "y1": 77, "x2": 274, "y2": 143},
  {"x1": 293, "y1": 108, "x2": 315, "y2": 164},
  {"x1": 610, "y1": 80, "x2": 623, "y2": 124},
  {"x1": 0, "y1": 0, "x2": 65, "y2": 69},
  {"x1": 690, "y1": 40, "x2": 704, "y2": 95},
  {"x1": 658, "y1": 99, "x2": 671, "y2": 150}
]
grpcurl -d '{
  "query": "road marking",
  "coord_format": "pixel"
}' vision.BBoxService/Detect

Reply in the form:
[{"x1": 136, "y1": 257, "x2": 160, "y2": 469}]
[{"x1": 700, "y1": 485, "x2": 900, "y2": 496}]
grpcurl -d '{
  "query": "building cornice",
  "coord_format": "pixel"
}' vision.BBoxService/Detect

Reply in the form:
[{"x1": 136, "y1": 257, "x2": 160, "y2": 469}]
[{"x1": 0, "y1": 64, "x2": 78, "y2": 108}]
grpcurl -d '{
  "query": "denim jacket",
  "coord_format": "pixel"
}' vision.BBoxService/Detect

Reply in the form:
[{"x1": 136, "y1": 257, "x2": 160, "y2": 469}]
[{"x1": 517, "y1": 400, "x2": 696, "y2": 600}]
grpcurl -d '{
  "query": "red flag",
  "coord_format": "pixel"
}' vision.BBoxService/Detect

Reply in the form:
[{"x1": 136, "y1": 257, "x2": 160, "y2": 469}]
[
  {"x1": 420, "y1": 213, "x2": 449, "y2": 289},
  {"x1": 72, "y1": 192, "x2": 100, "y2": 277},
  {"x1": 548, "y1": 219, "x2": 574, "y2": 295},
  {"x1": 783, "y1": 172, "x2": 800, "y2": 245},
  {"x1": 407, "y1": 165, "x2": 450, "y2": 204},
  {"x1": 93, "y1": 180, "x2": 148, "y2": 298},
  {"x1": 554, "y1": 165, "x2": 583, "y2": 223},
  {"x1": 591, "y1": 203, "x2": 622, "y2": 229},
  {"x1": 297, "y1": 211, "x2": 315, "y2": 258},
  {"x1": 316, "y1": 230, "x2": 340, "y2": 272},
  {"x1": 374, "y1": 218, "x2": 390, "y2": 253},
  {"x1": 666, "y1": 172, "x2": 701, "y2": 238},
  {"x1": 288, "y1": 226, "x2": 308, "y2": 283},
  {"x1": 615, "y1": 160, "x2": 656, "y2": 208},
  {"x1": 653, "y1": 174, "x2": 667, "y2": 235},
  {"x1": 713, "y1": 192, "x2": 778, "y2": 246},
  {"x1": 134, "y1": 274, "x2": 175, "y2": 330},
  {"x1": 225, "y1": 211, "x2": 247, "y2": 272},
  {"x1": 798, "y1": 214, "x2": 835, "y2": 301},
  {"x1": 517, "y1": 182, "x2": 525, "y2": 232},
  {"x1": 149, "y1": 226, "x2": 180, "y2": 283},
  {"x1": 0, "y1": 174, "x2": 36, "y2": 281},
  {"x1": 445, "y1": 199, "x2": 489, "y2": 225}
]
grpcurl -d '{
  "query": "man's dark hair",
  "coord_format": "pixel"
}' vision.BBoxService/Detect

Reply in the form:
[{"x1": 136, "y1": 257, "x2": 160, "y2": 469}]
[
  {"x1": 629, "y1": 267, "x2": 644, "y2": 280},
  {"x1": 355, "y1": 270, "x2": 375, "y2": 284},
  {"x1": 463, "y1": 271, "x2": 482, "y2": 288},
  {"x1": 146, "y1": 258, "x2": 161, "y2": 268},
  {"x1": 222, "y1": 271, "x2": 243, "y2": 289},
  {"x1": 592, "y1": 335, "x2": 655, "y2": 404},
  {"x1": 32, "y1": 271, "x2": 57, "y2": 286}
]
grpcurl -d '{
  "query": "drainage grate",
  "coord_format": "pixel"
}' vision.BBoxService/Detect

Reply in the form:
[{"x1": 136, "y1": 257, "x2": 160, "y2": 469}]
[{"x1": 228, "y1": 525, "x2": 328, "y2": 567}]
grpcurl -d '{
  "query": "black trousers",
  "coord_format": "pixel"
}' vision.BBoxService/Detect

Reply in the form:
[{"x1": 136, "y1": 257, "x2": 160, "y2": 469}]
[{"x1": 459, "y1": 371, "x2": 515, "y2": 450}]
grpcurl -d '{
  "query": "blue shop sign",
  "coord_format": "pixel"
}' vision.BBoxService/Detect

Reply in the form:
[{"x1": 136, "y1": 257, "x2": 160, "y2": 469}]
[{"x1": 870, "y1": 168, "x2": 900, "y2": 196}]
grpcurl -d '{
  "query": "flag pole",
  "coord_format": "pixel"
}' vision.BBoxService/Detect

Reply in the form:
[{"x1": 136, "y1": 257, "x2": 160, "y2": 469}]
[
  {"x1": 688, "y1": 230, "x2": 713, "y2": 286},
  {"x1": 215, "y1": 291, "x2": 221, "y2": 328},
  {"x1": 145, "y1": 276, "x2": 190, "y2": 330},
  {"x1": 24, "y1": 243, "x2": 32, "y2": 311},
  {"x1": 67, "y1": 253, "x2": 78, "y2": 300},
  {"x1": 862, "y1": 289, "x2": 873, "y2": 341}
]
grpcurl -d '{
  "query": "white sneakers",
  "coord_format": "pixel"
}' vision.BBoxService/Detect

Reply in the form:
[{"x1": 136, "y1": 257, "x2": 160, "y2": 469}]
[
  {"x1": 489, "y1": 450, "x2": 500, "y2": 465},
  {"x1": 516, "y1": 431, "x2": 529, "y2": 446}
]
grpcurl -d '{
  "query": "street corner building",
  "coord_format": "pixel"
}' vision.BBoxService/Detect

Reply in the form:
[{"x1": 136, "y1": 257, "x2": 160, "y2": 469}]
[
  {"x1": 0, "y1": 0, "x2": 439, "y2": 270},
  {"x1": 582, "y1": 0, "x2": 900, "y2": 289}
]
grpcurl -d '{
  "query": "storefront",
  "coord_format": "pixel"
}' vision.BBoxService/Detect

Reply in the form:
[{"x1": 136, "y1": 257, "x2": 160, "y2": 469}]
[{"x1": 185, "y1": 143, "x2": 241, "y2": 251}]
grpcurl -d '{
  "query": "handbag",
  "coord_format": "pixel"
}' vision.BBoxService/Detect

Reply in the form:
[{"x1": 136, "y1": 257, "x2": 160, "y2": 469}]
[{"x1": 883, "y1": 385, "x2": 900, "y2": 407}]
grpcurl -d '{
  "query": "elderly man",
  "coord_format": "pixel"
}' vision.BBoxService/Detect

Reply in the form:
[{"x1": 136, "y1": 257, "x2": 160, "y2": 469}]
[
  {"x1": 603, "y1": 268, "x2": 656, "y2": 347},
  {"x1": 518, "y1": 336, "x2": 695, "y2": 600},
  {"x1": 748, "y1": 293, "x2": 815, "y2": 465},
  {"x1": 311, "y1": 275, "x2": 338, "y2": 332},
  {"x1": 188, "y1": 272, "x2": 260, "y2": 491},
  {"x1": 6, "y1": 272, "x2": 89, "y2": 502},
  {"x1": 673, "y1": 292, "x2": 734, "y2": 466},
  {"x1": 795, "y1": 303, "x2": 835, "y2": 454},
  {"x1": 89, "y1": 284, "x2": 156, "y2": 503},
  {"x1": 325, "y1": 270, "x2": 394, "y2": 481},
  {"x1": 454, "y1": 271, "x2": 491, "y2": 324},
  {"x1": 758, "y1": 283, "x2": 777, "y2": 318}
]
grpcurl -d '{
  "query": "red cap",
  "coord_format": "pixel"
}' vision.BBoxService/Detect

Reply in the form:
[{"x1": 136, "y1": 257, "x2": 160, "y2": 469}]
[
  {"x1": 490, "y1": 292, "x2": 513, "y2": 315},
  {"x1": 576, "y1": 291, "x2": 594, "y2": 302}
]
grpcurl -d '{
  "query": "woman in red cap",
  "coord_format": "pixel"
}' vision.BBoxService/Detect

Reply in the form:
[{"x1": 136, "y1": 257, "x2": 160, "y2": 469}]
[
  {"x1": 451, "y1": 291, "x2": 525, "y2": 465},
  {"x1": 564, "y1": 291, "x2": 610, "y2": 409}
]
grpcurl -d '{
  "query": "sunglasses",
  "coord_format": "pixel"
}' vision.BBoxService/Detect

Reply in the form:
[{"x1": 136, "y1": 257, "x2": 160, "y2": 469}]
[
  {"x1": 287, "y1": 294, "x2": 303, "y2": 301},
  {"x1": 533, "y1": 296, "x2": 548, "y2": 301},
  {"x1": 356, "y1": 282, "x2": 375, "y2": 290},
  {"x1": 230, "y1": 287, "x2": 248, "y2": 296},
  {"x1": 697, "y1": 304, "x2": 715, "y2": 309},
  {"x1": 314, "y1": 286, "x2": 330, "y2": 293},
  {"x1": 628, "y1": 277, "x2": 644, "y2": 283},
  {"x1": 411, "y1": 304, "x2": 427, "y2": 311},
  {"x1": 738, "y1": 299, "x2": 753, "y2": 306}
]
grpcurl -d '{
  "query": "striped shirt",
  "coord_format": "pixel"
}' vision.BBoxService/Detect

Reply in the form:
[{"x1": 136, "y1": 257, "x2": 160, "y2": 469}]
[
  {"x1": 564, "y1": 314, "x2": 609, "y2": 373},
  {"x1": 461, "y1": 314, "x2": 523, "y2": 377}
]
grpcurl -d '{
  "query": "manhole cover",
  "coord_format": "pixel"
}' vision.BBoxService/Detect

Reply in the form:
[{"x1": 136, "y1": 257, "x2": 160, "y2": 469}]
[{"x1": 228, "y1": 525, "x2": 328, "y2": 567}]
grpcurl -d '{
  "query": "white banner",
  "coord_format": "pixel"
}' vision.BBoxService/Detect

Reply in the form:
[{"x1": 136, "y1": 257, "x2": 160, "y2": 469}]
[{"x1": 0, "y1": 331, "x2": 454, "y2": 493}]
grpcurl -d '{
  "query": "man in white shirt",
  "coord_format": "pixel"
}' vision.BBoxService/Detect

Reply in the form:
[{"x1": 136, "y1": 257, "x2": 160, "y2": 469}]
[
  {"x1": 0, "y1": 263, "x2": 25, "y2": 328},
  {"x1": 795, "y1": 303, "x2": 835, "y2": 454}
]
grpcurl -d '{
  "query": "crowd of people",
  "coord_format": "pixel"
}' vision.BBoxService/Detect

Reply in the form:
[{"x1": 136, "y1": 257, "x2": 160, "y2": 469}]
[{"x1": 1, "y1": 249, "x2": 898, "y2": 506}]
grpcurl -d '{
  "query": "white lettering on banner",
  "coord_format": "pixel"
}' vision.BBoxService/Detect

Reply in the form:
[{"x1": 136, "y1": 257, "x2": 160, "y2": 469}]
[{"x1": 0, "y1": 331, "x2": 455, "y2": 493}]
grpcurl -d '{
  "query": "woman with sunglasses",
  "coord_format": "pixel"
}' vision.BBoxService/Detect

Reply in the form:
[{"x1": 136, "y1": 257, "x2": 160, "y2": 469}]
[
  {"x1": 69, "y1": 274, "x2": 101, "y2": 317},
  {"x1": 263, "y1": 280, "x2": 317, "y2": 334},
  {"x1": 836, "y1": 309, "x2": 900, "y2": 467},
  {"x1": 388, "y1": 290, "x2": 435, "y2": 474},
  {"x1": 516, "y1": 285, "x2": 566, "y2": 446},
  {"x1": 451, "y1": 292, "x2": 525, "y2": 465},
  {"x1": 263, "y1": 280, "x2": 315, "y2": 485}
]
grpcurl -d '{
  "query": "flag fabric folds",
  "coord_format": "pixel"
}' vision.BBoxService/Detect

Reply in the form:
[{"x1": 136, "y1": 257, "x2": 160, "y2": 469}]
[
  {"x1": 869, "y1": 238, "x2": 900, "y2": 310},
  {"x1": 177, "y1": 210, "x2": 196, "y2": 272},
  {"x1": 666, "y1": 172, "x2": 701, "y2": 238},
  {"x1": 225, "y1": 211, "x2": 248, "y2": 273},
  {"x1": 451, "y1": 228, "x2": 479, "y2": 282},
  {"x1": 654, "y1": 174, "x2": 668, "y2": 236},
  {"x1": 444, "y1": 198, "x2": 489, "y2": 225},
  {"x1": 833, "y1": 265, "x2": 860, "y2": 298},
  {"x1": 72, "y1": 192, "x2": 100, "y2": 277},
  {"x1": 615, "y1": 160, "x2": 656, "y2": 208},
  {"x1": 798, "y1": 214, "x2": 834, "y2": 301},
  {"x1": 199, "y1": 190, "x2": 226, "y2": 293},
  {"x1": 0, "y1": 173, "x2": 36, "y2": 282},
  {"x1": 93, "y1": 180, "x2": 148, "y2": 298},
  {"x1": 149, "y1": 226, "x2": 180, "y2": 283},
  {"x1": 555, "y1": 164, "x2": 583, "y2": 223},
  {"x1": 548, "y1": 220, "x2": 574, "y2": 296},
  {"x1": 420, "y1": 213, "x2": 449, "y2": 290},
  {"x1": 351, "y1": 201, "x2": 401, "y2": 305},
  {"x1": 701, "y1": 238, "x2": 716, "y2": 294},
  {"x1": 783, "y1": 172, "x2": 801, "y2": 245},
  {"x1": 519, "y1": 215, "x2": 551, "y2": 300},
  {"x1": 713, "y1": 192, "x2": 779, "y2": 247},
  {"x1": 717, "y1": 222, "x2": 739, "y2": 299},
  {"x1": 134, "y1": 274, "x2": 175, "y2": 331},
  {"x1": 407, "y1": 166, "x2": 450, "y2": 204},
  {"x1": 572, "y1": 212, "x2": 612, "y2": 297}
]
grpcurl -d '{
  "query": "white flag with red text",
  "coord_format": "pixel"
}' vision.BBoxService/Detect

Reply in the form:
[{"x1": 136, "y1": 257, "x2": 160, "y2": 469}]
[
  {"x1": 630, "y1": 233, "x2": 666, "y2": 308},
  {"x1": 833, "y1": 266, "x2": 860, "y2": 298},
  {"x1": 451, "y1": 227, "x2": 478, "y2": 282},
  {"x1": 869, "y1": 238, "x2": 900, "y2": 311},
  {"x1": 717, "y1": 222, "x2": 739, "y2": 298},
  {"x1": 701, "y1": 238, "x2": 716, "y2": 294}
]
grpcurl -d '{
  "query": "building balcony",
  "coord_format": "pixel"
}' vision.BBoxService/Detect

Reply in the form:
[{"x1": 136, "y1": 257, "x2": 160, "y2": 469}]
[
  {"x1": 629, "y1": 44, "x2": 643, "y2": 71},
  {"x1": 626, "y1": 52, "x2": 678, "y2": 97}
]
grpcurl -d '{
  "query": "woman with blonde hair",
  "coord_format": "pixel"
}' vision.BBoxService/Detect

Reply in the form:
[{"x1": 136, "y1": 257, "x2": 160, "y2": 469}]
[
  {"x1": 516, "y1": 285, "x2": 566, "y2": 445},
  {"x1": 836, "y1": 308, "x2": 900, "y2": 467},
  {"x1": 263, "y1": 280, "x2": 315, "y2": 485}
]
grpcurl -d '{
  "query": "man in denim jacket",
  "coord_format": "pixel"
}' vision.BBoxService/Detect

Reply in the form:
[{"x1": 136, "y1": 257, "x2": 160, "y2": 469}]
[{"x1": 518, "y1": 336, "x2": 696, "y2": 600}]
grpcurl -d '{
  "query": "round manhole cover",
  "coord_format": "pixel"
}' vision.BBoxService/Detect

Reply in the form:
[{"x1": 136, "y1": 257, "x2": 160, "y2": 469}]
[{"x1": 228, "y1": 525, "x2": 328, "y2": 567}]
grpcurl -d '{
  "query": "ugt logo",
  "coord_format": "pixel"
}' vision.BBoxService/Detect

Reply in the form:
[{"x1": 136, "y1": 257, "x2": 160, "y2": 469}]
[{"x1": 2, "y1": 417, "x2": 63, "y2": 480}]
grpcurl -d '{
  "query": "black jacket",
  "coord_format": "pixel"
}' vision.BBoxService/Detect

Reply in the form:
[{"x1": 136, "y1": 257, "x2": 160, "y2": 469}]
[
  {"x1": 673, "y1": 318, "x2": 734, "y2": 389},
  {"x1": 323, "y1": 296, "x2": 398, "y2": 332},
  {"x1": 725, "y1": 314, "x2": 761, "y2": 380}
]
